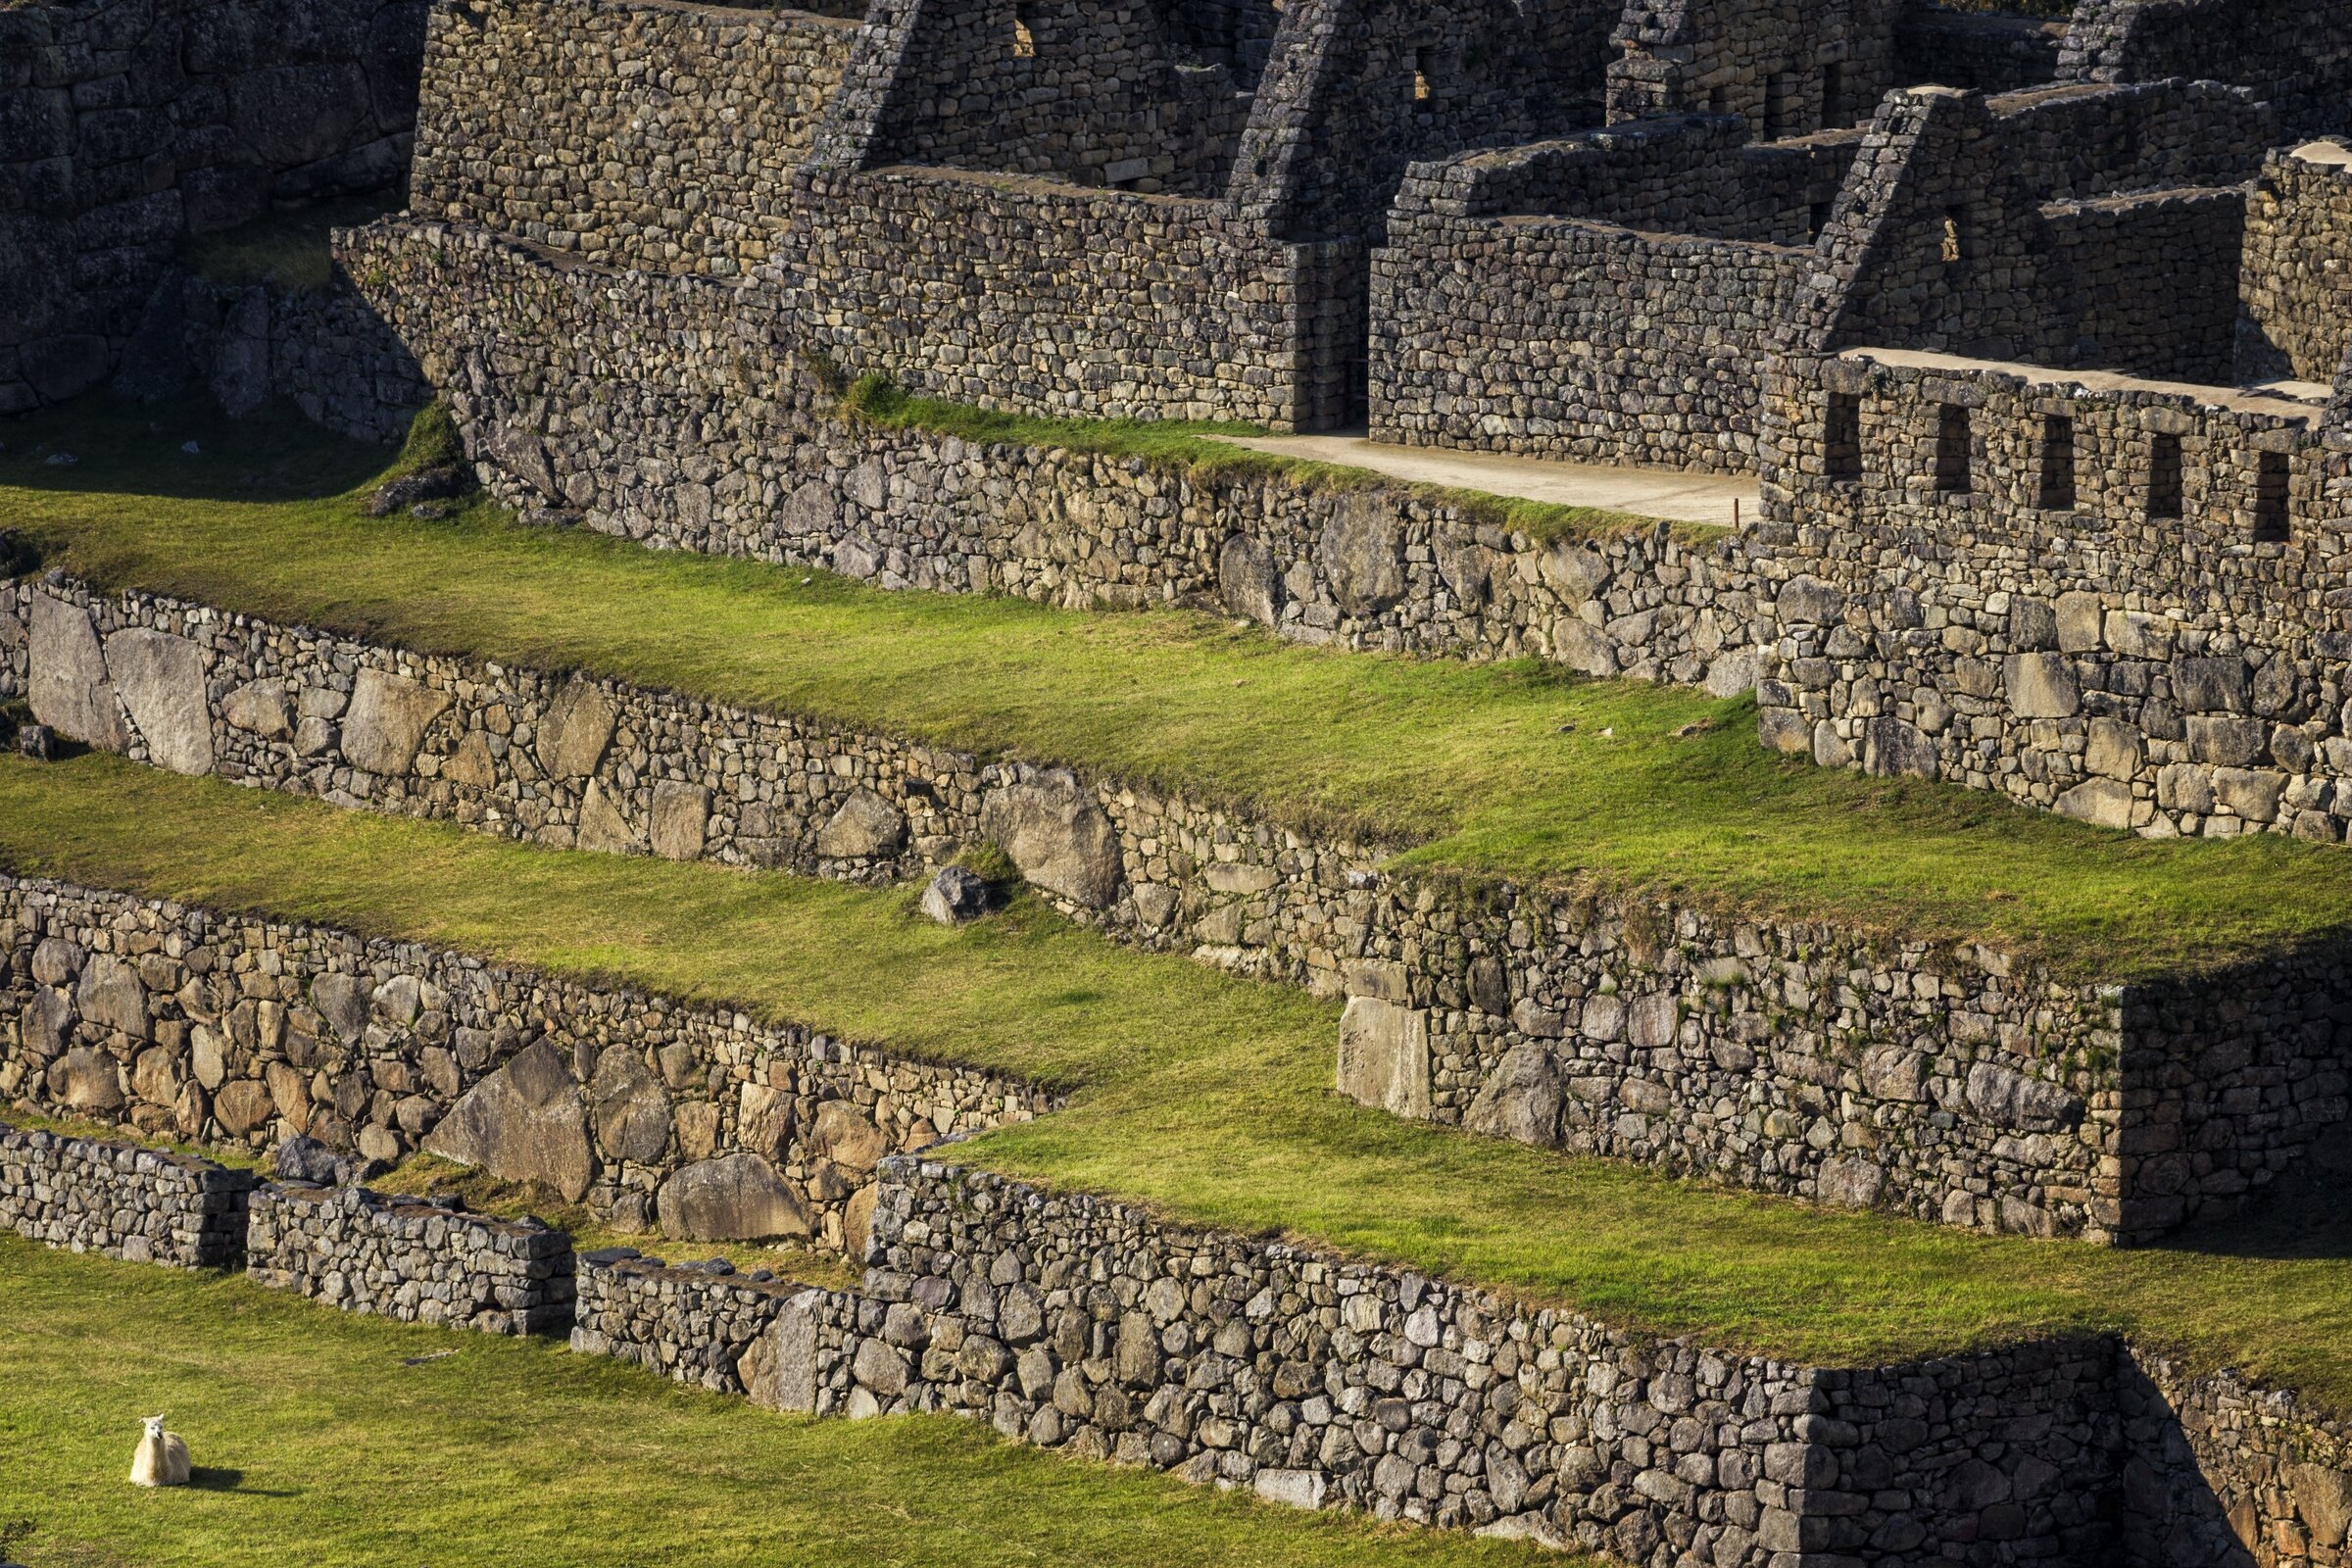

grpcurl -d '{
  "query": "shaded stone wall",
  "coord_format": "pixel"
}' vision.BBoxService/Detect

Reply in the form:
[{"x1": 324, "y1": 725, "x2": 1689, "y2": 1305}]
[
  {"x1": 0, "y1": 1117, "x2": 253, "y2": 1267},
  {"x1": 571, "y1": 1250, "x2": 817, "y2": 1395},
  {"x1": 2058, "y1": 0, "x2": 2352, "y2": 140},
  {"x1": 1894, "y1": 6, "x2": 2068, "y2": 93},
  {"x1": 245, "y1": 1181, "x2": 573, "y2": 1334},
  {"x1": 2238, "y1": 144, "x2": 2352, "y2": 387},
  {"x1": 1756, "y1": 350, "x2": 2346, "y2": 845},
  {"x1": 6, "y1": 576, "x2": 2318, "y2": 1248},
  {"x1": 1608, "y1": 0, "x2": 1909, "y2": 138},
  {"x1": 0, "y1": 872, "x2": 1052, "y2": 1252},
  {"x1": 345, "y1": 219, "x2": 1763, "y2": 690},
  {"x1": 2127, "y1": 1352, "x2": 2352, "y2": 1568},
  {"x1": 0, "y1": 0, "x2": 426, "y2": 413},
  {"x1": 2044, "y1": 186, "x2": 2245, "y2": 384},
  {"x1": 406, "y1": 0, "x2": 857, "y2": 275}
]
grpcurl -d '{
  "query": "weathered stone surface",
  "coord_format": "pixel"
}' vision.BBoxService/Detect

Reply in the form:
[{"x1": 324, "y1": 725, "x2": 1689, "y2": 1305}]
[
  {"x1": 2055, "y1": 777, "x2": 2134, "y2": 830},
  {"x1": 741, "y1": 1296, "x2": 822, "y2": 1413},
  {"x1": 104, "y1": 628, "x2": 213, "y2": 775},
  {"x1": 810, "y1": 1101, "x2": 886, "y2": 1173},
  {"x1": 588, "y1": 1048, "x2": 672, "y2": 1166},
  {"x1": 75, "y1": 955, "x2": 149, "y2": 1039},
  {"x1": 813, "y1": 789, "x2": 906, "y2": 859},
  {"x1": 658, "y1": 1153, "x2": 812, "y2": 1242},
  {"x1": 649, "y1": 781, "x2": 710, "y2": 862},
  {"x1": 425, "y1": 1039, "x2": 595, "y2": 1203},
  {"x1": 1319, "y1": 500, "x2": 1406, "y2": 616},
  {"x1": 1218, "y1": 533, "x2": 1281, "y2": 626},
  {"x1": 536, "y1": 679, "x2": 616, "y2": 779},
  {"x1": 222, "y1": 678, "x2": 294, "y2": 740},
  {"x1": 1965, "y1": 1061, "x2": 2083, "y2": 1134},
  {"x1": 576, "y1": 781, "x2": 642, "y2": 854},
  {"x1": 1463, "y1": 1044, "x2": 1562, "y2": 1147},
  {"x1": 27, "y1": 593, "x2": 129, "y2": 751},
  {"x1": 2004, "y1": 653, "x2": 2082, "y2": 720},
  {"x1": 979, "y1": 773, "x2": 1123, "y2": 909},
  {"x1": 342, "y1": 669, "x2": 451, "y2": 776},
  {"x1": 1337, "y1": 997, "x2": 1431, "y2": 1120},
  {"x1": 49, "y1": 1047, "x2": 124, "y2": 1112},
  {"x1": 920, "y1": 866, "x2": 991, "y2": 924}
]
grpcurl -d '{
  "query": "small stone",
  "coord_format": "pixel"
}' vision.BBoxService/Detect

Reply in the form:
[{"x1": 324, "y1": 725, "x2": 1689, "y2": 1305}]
[{"x1": 919, "y1": 866, "x2": 992, "y2": 925}]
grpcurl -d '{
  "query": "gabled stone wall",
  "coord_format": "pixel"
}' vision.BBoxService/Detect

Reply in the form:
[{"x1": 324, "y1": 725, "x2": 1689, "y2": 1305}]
[
  {"x1": 2058, "y1": 0, "x2": 2352, "y2": 140},
  {"x1": 1608, "y1": 0, "x2": 1908, "y2": 139},
  {"x1": 2238, "y1": 142, "x2": 2352, "y2": 386},
  {"x1": 0, "y1": 0, "x2": 426, "y2": 413}
]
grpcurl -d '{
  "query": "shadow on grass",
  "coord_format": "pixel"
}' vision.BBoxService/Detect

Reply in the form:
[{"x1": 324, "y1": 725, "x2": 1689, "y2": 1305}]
[
  {"x1": 1, "y1": 392, "x2": 391, "y2": 507},
  {"x1": 187, "y1": 1467, "x2": 291, "y2": 1495}
]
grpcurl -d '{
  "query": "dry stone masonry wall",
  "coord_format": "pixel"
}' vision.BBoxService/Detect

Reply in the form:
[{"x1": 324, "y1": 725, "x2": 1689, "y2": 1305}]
[
  {"x1": 0, "y1": 0, "x2": 426, "y2": 412},
  {"x1": 0, "y1": 1117, "x2": 253, "y2": 1267},
  {"x1": 0, "y1": 872, "x2": 1052, "y2": 1254},
  {"x1": 245, "y1": 1180, "x2": 573, "y2": 1334}
]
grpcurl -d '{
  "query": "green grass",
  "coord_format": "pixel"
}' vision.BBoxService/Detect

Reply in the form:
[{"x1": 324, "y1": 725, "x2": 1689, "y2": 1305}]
[
  {"x1": 8, "y1": 396, "x2": 2352, "y2": 978},
  {"x1": 838, "y1": 373, "x2": 1664, "y2": 544},
  {"x1": 0, "y1": 1236, "x2": 1573, "y2": 1568},
  {"x1": 7, "y1": 755, "x2": 2352, "y2": 1410}
]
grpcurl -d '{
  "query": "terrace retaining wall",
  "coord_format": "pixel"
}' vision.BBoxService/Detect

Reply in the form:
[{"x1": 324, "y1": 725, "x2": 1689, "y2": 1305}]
[
  {"x1": 0, "y1": 871, "x2": 1050, "y2": 1252},
  {"x1": 0, "y1": 1116, "x2": 252, "y2": 1267},
  {"x1": 245, "y1": 1180, "x2": 573, "y2": 1334},
  {"x1": 9, "y1": 574, "x2": 2349, "y2": 1246}
]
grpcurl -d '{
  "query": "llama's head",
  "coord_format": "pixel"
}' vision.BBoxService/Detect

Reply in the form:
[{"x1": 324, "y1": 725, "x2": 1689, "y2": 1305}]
[{"x1": 142, "y1": 1415, "x2": 168, "y2": 1441}]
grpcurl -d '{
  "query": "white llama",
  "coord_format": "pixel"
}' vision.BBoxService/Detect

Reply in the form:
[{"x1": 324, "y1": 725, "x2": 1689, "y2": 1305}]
[{"x1": 128, "y1": 1415, "x2": 191, "y2": 1488}]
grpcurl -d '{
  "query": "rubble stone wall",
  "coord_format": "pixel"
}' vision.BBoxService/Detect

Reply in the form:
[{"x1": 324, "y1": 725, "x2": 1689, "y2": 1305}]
[
  {"x1": 570, "y1": 1250, "x2": 816, "y2": 1394},
  {"x1": 344, "y1": 219, "x2": 1763, "y2": 689},
  {"x1": 0, "y1": 872, "x2": 1051, "y2": 1252},
  {"x1": 0, "y1": 0, "x2": 426, "y2": 413},
  {"x1": 1894, "y1": 6, "x2": 2067, "y2": 94},
  {"x1": 2043, "y1": 185, "x2": 2247, "y2": 385},
  {"x1": 0, "y1": 1117, "x2": 253, "y2": 1268},
  {"x1": 2127, "y1": 1351, "x2": 2352, "y2": 1568},
  {"x1": 2238, "y1": 144, "x2": 2352, "y2": 386},
  {"x1": 2058, "y1": 0, "x2": 2352, "y2": 140},
  {"x1": 245, "y1": 1181, "x2": 573, "y2": 1334},
  {"x1": 1607, "y1": 0, "x2": 1910, "y2": 139},
  {"x1": 406, "y1": 0, "x2": 857, "y2": 275}
]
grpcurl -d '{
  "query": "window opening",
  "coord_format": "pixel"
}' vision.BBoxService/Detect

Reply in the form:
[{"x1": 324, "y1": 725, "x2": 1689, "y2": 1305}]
[
  {"x1": 2255, "y1": 450, "x2": 2291, "y2": 542},
  {"x1": 1012, "y1": 9, "x2": 1036, "y2": 58},
  {"x1": 2037, "y1": 416, "x2": 2077, "y2": 512},
  {"x1": 1941, "y1": 207, "x2": 1965, "y2": 265},
  {"x1": 1826, "y1": 393, "x2": 1863, "y2": 481},
  {"x1": 1414, "y1": 46, "x2": 1435, "y2": 105},
  {"x1": 1822, "y1": 63, "x2": 1846, "y2": 130},
  {"x1": 2148, "y1": 433, "x2": 2184, "y2": 520},
  {"x1": 1936, "y1": 405, "x2": 1972, "y2": 494}
]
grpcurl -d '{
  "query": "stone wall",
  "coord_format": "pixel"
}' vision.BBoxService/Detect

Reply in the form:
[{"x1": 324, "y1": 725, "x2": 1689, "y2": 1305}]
[
  {"x1": 778, "y1": 1158, "x2": 2126, "y2": 1563},
  {"x1": 2127, "y1": 1351, "x2": 2352, "y2": 1568},
  {"x1": 2058, "y1": 0, "x2": 2352, "y2": 140},
  {"x1": 2238, "y1": 143, "x2": 2352, "y2": 387},
  {"x1": 2044, "y1": 185, "x2": 2245, "y2": 384},
  {"x1": 245, "y1": 1180, "x2": 573, "y2": 1334},
  {"x1": 0, "y1": 1117, "x2": 253, "y2": 1267},
  {"x1": 0, "y1": 871, "x2": 1052, "y2": 1251},
  {"x1": 13, "y1": 568, "x2": 2352, "y2": 1245},
  {"x1": 1371, "y1": 117, "x2": 1821, "y2": 473},
  {"x1": 1895, "y1": 6, "x2": 2068, "y2": 93},
  {"x1": 407, "y1": 0, "x2": 857, "y2": 275},
  {"x1": 1756, "y1": 348, "x2": 2351, "y2": 847},
  {"x1": 344, "y1": 218, "x2": 1763, "y2": 688},
  {"x1": 1608, "y1": 0, "x2": 1908, "y2": 138},
  {"x1": 0, "y1": 0, "x2": 426, "y2": 413},
  {"x1": 570, "y1": 1249, "x2": 818, "y2": 1396}
]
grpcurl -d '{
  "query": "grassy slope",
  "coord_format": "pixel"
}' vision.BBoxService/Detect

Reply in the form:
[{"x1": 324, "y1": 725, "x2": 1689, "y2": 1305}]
[
  {"x1": 6, "y1": 756, "x2": 2351, "y2": 1409},
  {"x1": 0, "y1": 1237, "x2": 1568, "y2": 1568},
  {"x1": 6, "y1": 398, "x2": 2352, "y2": 979}
]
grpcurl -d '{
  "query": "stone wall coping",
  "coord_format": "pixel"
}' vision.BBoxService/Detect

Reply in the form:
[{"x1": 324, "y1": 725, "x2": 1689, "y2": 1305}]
[
  {"x1": 1836, "y1": 346, "x2": 2329, "y2": 422},
  {"x1": 258, "y1": 1181, "x2": 564, "y2": 1246},
  {"x1": 0, "y1": 1119, "x2": 256, "y2": 1188}
]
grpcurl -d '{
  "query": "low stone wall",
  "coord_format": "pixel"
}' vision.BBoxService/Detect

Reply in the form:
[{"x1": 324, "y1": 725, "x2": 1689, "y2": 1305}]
[
  {"x1": 776, "y1": 1158, "x2": 2124, "y2": 1562},
  {"x1": 0, "y1": 1118, "x2": 253, "y2": 1268},
  {"x1": 344, "y1": 218, "x2": 1764, "y2": 691},
  {"x1": 569, "y1": 1249, "x2": 818, "y2": 1396},
  {"x1": 0, "y1": 872, "x2": 1052, "y2": 1251},
  {"x1": 11, "y1": 572, "x2": 2349, "y2": 1245},
  {"x1": 2127, "y1": 1352, "x2": 2352, "y2": 1568},
  {"x1": 245, "y1": 1182, "x2": 573, "y2": 1334}
]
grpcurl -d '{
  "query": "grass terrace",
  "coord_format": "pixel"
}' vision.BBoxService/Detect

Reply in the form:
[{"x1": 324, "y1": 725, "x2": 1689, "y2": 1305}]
[
  {"x1": 0, "y1": 1237, "x2": 1571, "y2": 1568},
  {"x1": 5, "y1": 397, "x2": 2352, "y2": 979},
  {"x1": 6, "y1": 756, "x2": 2352, "y2": 1409}
]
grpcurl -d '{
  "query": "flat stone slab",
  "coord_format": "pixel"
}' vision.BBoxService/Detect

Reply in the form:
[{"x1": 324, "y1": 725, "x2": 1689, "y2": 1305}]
[{"x1": 1201, "y1": 432, "x2": 1762, "y2": 530}]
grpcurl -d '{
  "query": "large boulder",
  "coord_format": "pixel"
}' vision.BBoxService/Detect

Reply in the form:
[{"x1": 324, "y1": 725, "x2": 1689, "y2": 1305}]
[
  {"x1": 1218, "y1": 533, "x2": 1281, "y2": 626},
  {"x1": 813, "y1": 788, "x2": 907, "y2": 859},
  {"x1": 74, "y1": 955, "x2": 148, "y2": 1039},
  {"x1": 978, "y1": 773, "x2": 1123, "y2": 909},
  {"x1": 657, "y1": 1153, "x2": 812, "y2": 1242},
  {"x1": 342, "y1": 668, "x2": 451, "y2": 776},
  {"x1": 423, "y1": 1039, "x2": 595, "y2": 1202},
  {"x1": 535, "y1": 678, "x2": 616, "y2": 780},
  {"x1": 1319, "y1": 497, "x2": 1405, "y2": 616},
  {"x1": 1964, "y1": 1061, "x2": 2083, "y2": 1134},
  {"x1": 649, "y1": 781, "x2": 710, "y2": 862},
  {"x1": 1463, "y1": 1044, "x2": 1563, "y2": 1147},
  {"x1": 587, "y1": 1047, "x2": 672, "y2": 1166},
  {"x1": 1337, "y1": 997, "x2": 1431, "y2": 1119},
  {"x1": 740, "y1": 1294, "x2": 824, "y2": 1413},
  {"x1": 575, "y1": 780, "x2": 643, "y2": 854},
  {"x1": 27, "y1": 593, "x2": 129, "y2": 751},
  {"x1": 104, "y1": 627, "x2": 213, "y2": 775},
  {"x1": 48, "y1": 1046, "x2": 124, "y2": 1113},
  {"x1": 809, "y1": 1100, "x2": 887, "y2": 1173}
]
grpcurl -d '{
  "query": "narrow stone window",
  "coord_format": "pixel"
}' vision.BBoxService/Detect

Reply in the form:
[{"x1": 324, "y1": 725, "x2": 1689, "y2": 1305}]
[
  {"x1": 1936, "y1": 404, "x2": 1972, "y2": 494},
  {"x1": 1826, "y1": 392, "x2": 1863, "y2": 482},
  {"x1": 2148, "y1": 433, "x2": 2184, "y2": 520},
  {"x1": 1763, "y1": 72, "x2": 1793, "y2": 139},
  {"x1": 2037, "y1": 415, "x2": 2077, "y2": 512},
  {"x1": 1012, "y1": 7, "x2": 1037, "y2": 58},
  {"x1": 1414, "y1": 46, "x2": 1435, "y2": 105},
  {"x1": 2255, "y1": 450, "x2": 2291, "y2": 542},
  {"x1": 1822, "y1": 63, "x2": 1847, "y2": 130},
  {"x1": 1706, "y1": 85, "x2": 1728, "y2": 116},
  {"x1": 1941, "y1": 207, "x2": 1965, "y2": 265}
]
